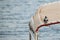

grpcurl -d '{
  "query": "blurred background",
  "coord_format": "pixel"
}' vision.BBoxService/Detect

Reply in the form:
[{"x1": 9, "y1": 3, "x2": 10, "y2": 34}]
[{"x1": 0, "y1": 0, "x2": 60, "y2": 40}]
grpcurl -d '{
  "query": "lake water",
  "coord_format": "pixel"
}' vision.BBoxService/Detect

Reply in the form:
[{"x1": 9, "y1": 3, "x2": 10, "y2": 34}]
[{"x1": 0, "y1": 0, "x2": 60, "y2": 40}]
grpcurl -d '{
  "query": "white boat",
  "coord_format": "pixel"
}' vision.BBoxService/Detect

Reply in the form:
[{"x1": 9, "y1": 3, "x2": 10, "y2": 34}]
[{"x1": 29, "y1": 2, "x2": 60, "y2": 40}]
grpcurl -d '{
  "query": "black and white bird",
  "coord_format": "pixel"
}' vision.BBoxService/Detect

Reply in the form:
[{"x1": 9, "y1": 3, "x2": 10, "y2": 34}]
[{"x1": 43, "y1": 16, "x2": 48, "y2": 24}]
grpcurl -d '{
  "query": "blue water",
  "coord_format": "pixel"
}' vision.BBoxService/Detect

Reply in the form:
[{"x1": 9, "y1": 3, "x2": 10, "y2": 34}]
[{"x1": 0, "y1": 0, "x2": 60, "y2": 40}]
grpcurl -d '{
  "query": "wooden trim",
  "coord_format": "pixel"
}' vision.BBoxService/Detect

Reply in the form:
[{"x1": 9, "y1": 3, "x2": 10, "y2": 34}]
[{"x1": 35, "y1": 21, "x2": 60, "y2": 32}]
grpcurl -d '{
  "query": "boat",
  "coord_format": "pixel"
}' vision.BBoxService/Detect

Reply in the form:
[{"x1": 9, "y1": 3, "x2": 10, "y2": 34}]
[{"x1": 29, "y1": 2, "x2": 60, "y2": 40}]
